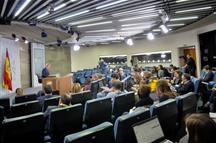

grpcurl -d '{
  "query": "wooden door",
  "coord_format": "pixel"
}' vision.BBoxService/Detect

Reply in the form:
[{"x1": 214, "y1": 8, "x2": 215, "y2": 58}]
[{"x1": 183, "y1": 47, "x2": 197, "y2": 76}]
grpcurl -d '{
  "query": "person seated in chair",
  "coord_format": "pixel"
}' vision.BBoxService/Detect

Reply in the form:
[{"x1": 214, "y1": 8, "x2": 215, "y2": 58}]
[
  {"x1": 200, "y1": 65, "x2": 214, "y2": 82},
  {"x1": 135, "y1": 84, "x2": 153, "y2": 108},
  {"x1": 37, "y1": 85, "x2": 54, "y2": 108},
  {"x1": 106, "y1": 81, "x2": 123, "y2": 100},
  {"x1": 15, "y1": 88, "x2": 23, "y2": 96},
  {"x1": 44, "y1": 93, "x2": 72, "y2": 132},
  {"x1": 176, "y1": 73, "x2": 194, "y2": 95},
  {"x1": 118, "y1": 68, "x2": 126, "y2": 81},
  {"x1": 156, "y1": 79, "x2": 176, "y2": 103},
  {"x1": 97, "y1": 73, "x2": 120, "y2": 98},
  {"x1": 179, "y1": 113, "x2": 216, "y2": 143},
  {"x1": 170, "y1": 70, "x2": 182, "y2": 86}
]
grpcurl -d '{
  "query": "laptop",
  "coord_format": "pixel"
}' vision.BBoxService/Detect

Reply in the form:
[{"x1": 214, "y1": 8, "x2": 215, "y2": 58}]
[{"x1": 132, "y1": 117, "x2": 173, "y2": 143}]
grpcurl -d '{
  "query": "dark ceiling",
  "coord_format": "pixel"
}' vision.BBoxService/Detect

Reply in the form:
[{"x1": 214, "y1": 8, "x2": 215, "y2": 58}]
[{"x1": 0, "y1": 0, "x2": 216, "y2": 44}]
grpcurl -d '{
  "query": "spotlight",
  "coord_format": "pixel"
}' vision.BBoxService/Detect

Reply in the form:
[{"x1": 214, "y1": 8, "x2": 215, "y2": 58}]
[
  {"x1": 160, "y1": 24, "x2": 169, "y2": 33},
  {"x1": 21, "y1": 37, "x2": 29, "y2": 44},
  {"x1": 73, "y1": 44, "x2": 80, "y2": 51},
  {"x1": 41, "y1": 30, "x2": 47, "y2": 38},
  {"x1": 161, "y1": 53, "x2": 166, "y2": 58},
  {"x1": 28, "y1": 20, "x2": 37, "y2": 26},
  {"x1": 126, "y1": 38, "x2": 133, "y2": 46},
  {"x1": 12, "y1": 33, "x2": 19, "y2": 42},
  {"x1": 57, "y1": 38, "x2": 62, "y2": 46},
  {"x1": 147, "y1": 33, "x2": 155, "y2": 40}
]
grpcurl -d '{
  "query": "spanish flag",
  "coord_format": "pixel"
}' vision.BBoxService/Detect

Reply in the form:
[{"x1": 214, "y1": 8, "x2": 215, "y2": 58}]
[{"x1": 2, "y1": 49, "x2": 12, "y2": 91}]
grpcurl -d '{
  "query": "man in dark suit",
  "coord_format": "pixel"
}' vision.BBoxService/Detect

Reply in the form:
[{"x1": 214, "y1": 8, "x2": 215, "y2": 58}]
[
  {"x1": 176, "y1": 73, "x2": 195, "y2": 95},
  {"x1": 201, "y1": 65, "x2": 214, "y2": 82},
  {"x1": 42, "y1": 63, "x2": 51, "y2": 78},
  {"x1": 199, "y1": 65, "x2": 215, "y2": 105},
  {"x1": 186, "y1": 54, "x2": 196, "y2": 76},
  {"x1": 37, "y1": 85, "x2": 53, "y2": 108}
]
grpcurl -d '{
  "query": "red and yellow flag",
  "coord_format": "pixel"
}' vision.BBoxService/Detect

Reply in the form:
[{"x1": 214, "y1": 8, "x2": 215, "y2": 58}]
[{"x1": 2, "y1": 48, "x2": 12, "y2": 91}]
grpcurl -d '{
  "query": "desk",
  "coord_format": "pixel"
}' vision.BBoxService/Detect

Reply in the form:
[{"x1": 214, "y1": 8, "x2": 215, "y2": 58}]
[{"x1": 42, "y1": 75, "x2": 72, "y2": 95}]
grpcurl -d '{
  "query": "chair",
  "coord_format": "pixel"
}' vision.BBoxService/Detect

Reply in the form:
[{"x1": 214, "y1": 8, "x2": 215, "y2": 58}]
[
  {"x1": 0, "y1": 97, "x2": 10, "y2": 117},
  {"x1": 9, "y1": 100, "x2": 41, "y2": 118},
  {"x1": 90, "y1": 81, "x2": 99, "y2": 98},
  {"x1": 190, "y1": 76, "x2": 200, "y2": 94},
  {"x1": 112, "y1": 92, "x2": 135, "y2": 119},
  {"x1": 15, "y1": 94, "x2": 37, "y2": 104},
  {"x1": 52, "y1": 90, "x2": 60, "y2": 95},
  {"x1": 64, "y1": 122, "x2": 115, "y2": 143},
  {"x1": 176, "y1": 92, "x2": 197, "y2": 138},
  {"x1": 2, "y1": 112, "x2": 44, "y2": 143},
  {"x1": 0, "y1": 106, "x2": 4, "y2": 142},
  {"x1": 83, "y1": 97, "x2": 112, "y2": 127},
  {"x1": 49, "y1": 104, "x2": 83, "y2": 143},
  {"x1": 71, "y1": 90, "x2": 92, "y2": 105},
  {"x1": 114, "y1": 108, "x2": 150, "y2": 143},
  {"x1": 150, "y1": 99, "x2": 178, "y2": 142},
  {"x1": 43, "y1": 96, "x2": 60, "y2": 112}
]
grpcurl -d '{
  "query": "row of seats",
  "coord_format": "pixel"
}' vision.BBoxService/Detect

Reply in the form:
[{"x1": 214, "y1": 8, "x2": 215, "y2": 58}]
[
  {"x1": 63, "y1": 92, "x2": 197, "y2": 143},
  {"x1": 0, "y1": 92, "x2": 196, "y2": 143},
  {"x1": 0, "y1": 91, "x2": 94, "y2": 118},
  {"x1": 0, "y1": 91, "x2": 135, "y2": 143}
]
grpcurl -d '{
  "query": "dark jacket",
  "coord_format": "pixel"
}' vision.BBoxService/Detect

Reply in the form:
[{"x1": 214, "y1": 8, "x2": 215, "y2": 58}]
[
  {"x1": 37, "y1": 94, "x2": 53, "y2": 108},
  {"x1": 135, "y1": 96, "x2": 154, "y2": 108},
  {"x1": 203, "y1": 71, "x2": 214, "y2": 82},
  {"x1": 159, "y1": 95, "x2": 170, "y2": 103},
  {"x1": 177, "y1": 81, "x2": 195, "y2": 95},
  {"x1": 42, "y1": 67, "x2": 49, "y2": 78}
]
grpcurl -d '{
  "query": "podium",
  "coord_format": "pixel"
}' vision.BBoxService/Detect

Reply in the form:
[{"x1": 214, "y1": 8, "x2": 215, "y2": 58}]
[{"x1": 42, "y1": 75, "x2": 72, "y2": 95}]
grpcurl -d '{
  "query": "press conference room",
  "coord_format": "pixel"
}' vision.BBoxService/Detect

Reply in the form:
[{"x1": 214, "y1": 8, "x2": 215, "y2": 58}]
[{"x1": 0, "y1": 0, "x2": 216, "y2": 143}]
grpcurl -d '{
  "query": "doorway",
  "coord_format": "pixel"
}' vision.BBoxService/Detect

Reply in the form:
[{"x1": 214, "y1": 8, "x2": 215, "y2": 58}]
[{"x1": 179, "y1": 46, "x2": 197, "y2": 76}]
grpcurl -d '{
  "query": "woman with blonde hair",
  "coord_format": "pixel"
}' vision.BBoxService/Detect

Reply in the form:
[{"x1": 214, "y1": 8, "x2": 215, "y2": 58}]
[{"x1": 71, "y1": 83, "x2": 82, "y2": 93}]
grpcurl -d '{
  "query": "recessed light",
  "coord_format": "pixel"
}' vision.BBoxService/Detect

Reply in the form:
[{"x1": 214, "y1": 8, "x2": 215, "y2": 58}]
[
  {"x1": 68, "y1": 17, "x2": 104, "y2": 25},
  {"x1": 167, "y1": 23, "x2": 185, "y2": 27},
  {"x1": 77, "y1": 21, "x2": 112, "y2": 28},
  {"x1": 55, "y1": 10, "x2": 89, "y2": 22},
  {"x1": 119, "y1": 14, "x2": 158, "y2": 22},
  {"x1": 15, "y1": 0, "x2": 32, "y2": 17},
  {"x1": 85, "y1": 29, "x2": 116, "y2": 33},
  {"x1": 121, "y1": 26, "x2": 151, "y2": 31},
  {"x1": 175, "y1": 6, "x2": 212, "y2": 13},
  {"x1": 96, "y1": 0, "x2": 127, "y2": 9},
  {"x1": 170, "y1": 16, "x2": 198, "y2": 21}
]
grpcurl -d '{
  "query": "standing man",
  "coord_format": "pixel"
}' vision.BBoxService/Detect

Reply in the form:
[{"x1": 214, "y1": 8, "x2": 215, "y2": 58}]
[
  {"x1": 42, "y1": 63, "x2": 51, "y2": 78},
  {"x1": 185, "y1": 54, "x2": 196, "y2": 76}
]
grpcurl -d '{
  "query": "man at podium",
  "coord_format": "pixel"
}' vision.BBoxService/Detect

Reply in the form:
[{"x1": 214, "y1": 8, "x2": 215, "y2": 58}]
[{"x1": 42, "y1": 63, "x2": 51, "y2": 78}]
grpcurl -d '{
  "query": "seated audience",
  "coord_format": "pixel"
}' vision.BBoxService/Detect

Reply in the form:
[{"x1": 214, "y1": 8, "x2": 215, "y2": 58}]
[
  {"x1": 135, "y1": 84, "x2": 153, "y2": 108},
  {"x1": 118, "y1": 68, "x2": 126, "y2": 81},
  {"x1": 202, "y1": 87, "x2": 216, "y2": 112},
  {"x1": 158, "y1": 65, "x2": 170, "y2": 78},
  {"x1": 97, "y1": 73, "x2": 120, "y2": 98},
  {"x1": 200, "y1": 65, "x2": 214, "y2": 82},
  {"x1": 71, "y1": 83, "x2": 82, "y2": 93},
  {"x1": 44, "y1": 93, "x2": 72, "y2": 131},
  {"x1": 171, "y1": 70, "x2": 182, "y2": 85},
  {"x1": 156, "y1": 79, "x2": 176, "y2": 102},
  {"x1": 37, "y1": 85, "x2": 53, "y2": 107},
  {"x1": 181, "y1": 113, "x2": 216, "y2": 143},
  {"x1": 151, "y1": 66, "x2": 158, "y2": 77},
  {"x1": 82, "y1": 78, "x2": 91, "y2": 91},
  {"x1": 15, "y1": 88, "x2": 23, "y2": 96},
  {"x1": 108, "y1": 73, "x2": 120, "y2": 88},
  {"x1": 106, "y1": 81, "x2": 123, "y2": 100},
  {"x1": 176, "y1": 73, "x2": 194, "y2": 95}
]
